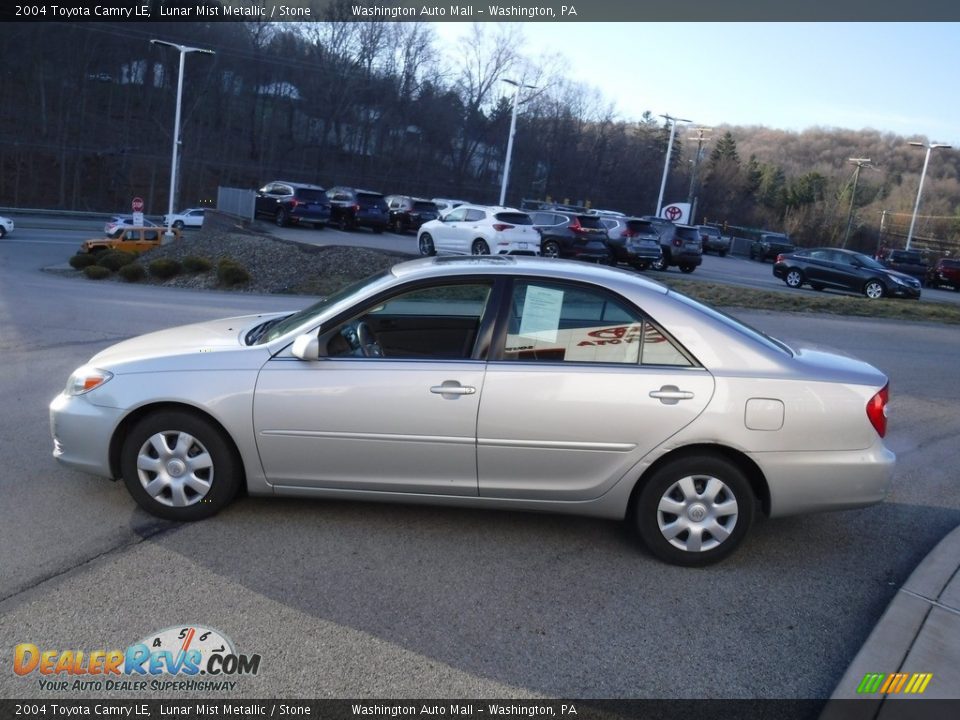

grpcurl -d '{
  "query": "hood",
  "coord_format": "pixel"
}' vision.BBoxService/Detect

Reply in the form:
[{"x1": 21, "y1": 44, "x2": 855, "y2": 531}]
[{"x1": 88, "y1": 313, "x2": 287, "y2": 367}]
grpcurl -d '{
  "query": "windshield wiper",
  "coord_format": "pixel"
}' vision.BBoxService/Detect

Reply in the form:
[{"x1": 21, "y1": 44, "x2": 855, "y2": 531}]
[{"x1": 245, "y1": 316, "x2": 291, "y2": 345}]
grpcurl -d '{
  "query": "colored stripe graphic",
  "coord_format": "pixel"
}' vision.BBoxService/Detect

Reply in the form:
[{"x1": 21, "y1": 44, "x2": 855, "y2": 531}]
[{"x1": 857, "y1": 672, "x2": 932, "y2": 694}]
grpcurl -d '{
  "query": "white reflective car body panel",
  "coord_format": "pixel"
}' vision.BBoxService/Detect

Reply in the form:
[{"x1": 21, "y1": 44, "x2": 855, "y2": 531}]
[
  {"x1": 254, "y1": 358, "x2": 486, "y2": 494},
  {"x1": 476, "y1": 363, "x2": 714, "y2": 500}
]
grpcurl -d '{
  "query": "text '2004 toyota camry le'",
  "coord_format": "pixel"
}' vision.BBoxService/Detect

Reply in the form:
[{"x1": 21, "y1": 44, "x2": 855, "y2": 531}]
[{"x1": 50, "y1": 256, "x2": 894, "y2": 566}]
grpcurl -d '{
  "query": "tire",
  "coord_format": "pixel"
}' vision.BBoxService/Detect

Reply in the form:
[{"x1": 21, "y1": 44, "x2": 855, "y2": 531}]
[
  {"x1": 863, "y1": 280, "x2": 885, "y2": 299},
  {"x1": 541, "y1": 240, "x2": 560, "y2": 258},
  {"x1": 418, "y1": 233, "x2": 435, "y2": 257},
  {"x1": 784, "y1": 269, "x2": 804, "y2": 289},
  {"x1": 679, "y1": 264, "x2": 696, "y2": 274},
  {"x1": 275, "y1": 208, "x2": 288, "y2": 227},
  {"x1": 630, "y1": 262, "x2": 649, "y2": 272},
  {"x1": 651, "y1": 253, "x2": 668, "y2": 271},
  {"x1": 372, "y1": 225, "x2": 384, "y2": 234},
  {"x1": 120, "y1": 410, "x2": 241, "y2": 522},
  {"x1": 0, "y1": 227, "x2": 5, "y2": 239},
  {"x1": 173, "y1": 220, "x2": 185, "y2": 230},
  {"x1": 635, "y1": 455, "x2": 754, "y2": 566},
  {"x1": 471, "y1": 239, "x2": 490, "y2": 255},
  {"x1": 391, "y1": 218, "x2": 403, "y2": 234},
  {"x1": 749, "y1": 249, "x2": 756, "y2": 260}
]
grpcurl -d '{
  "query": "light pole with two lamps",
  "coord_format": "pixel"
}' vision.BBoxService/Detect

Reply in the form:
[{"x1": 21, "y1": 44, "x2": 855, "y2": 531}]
[
  {"x1": 499, "y1": 78, "x2": 536, "y2": 207},
  {"x1": 150, "y1": 39, "x2": 215, "y2": 242},
  {"x1": 905, "y1": 141, "x2": 951, "y2": 251}
]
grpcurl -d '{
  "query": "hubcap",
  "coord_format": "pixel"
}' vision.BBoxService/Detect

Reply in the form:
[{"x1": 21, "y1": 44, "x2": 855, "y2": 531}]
[
  {"x1": 656, "y1": 475, "x2": 738, "y2": 553},
  {"x1": 136, "y1": 431, "x2": 213, "y2": 508}
]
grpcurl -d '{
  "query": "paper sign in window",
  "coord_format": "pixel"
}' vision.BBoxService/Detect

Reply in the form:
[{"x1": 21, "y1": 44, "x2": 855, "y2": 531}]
[{"x1": 518, "y1": 285, "x2": 564, "y2": 343}]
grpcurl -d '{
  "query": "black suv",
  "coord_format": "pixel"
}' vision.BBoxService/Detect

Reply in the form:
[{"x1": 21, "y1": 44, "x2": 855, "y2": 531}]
[
  {"x1": 528, "y1": 210, "x2": 613, "y2": 264},
  {"x1": 640, "y1": 218, "x2": 702, "y2": 272},
  {"x1": 750, "y1": 232, "x2": 794, "y2": 262},
  {"x1": 326, "y1": 187, "x2": 389, "y2": 233},
  {"x1": 385, "y1": 196, "x2": 440, "y2": 234},
  {"x1": 254, "y1": 181, "x2": 331, "y2": 228}
]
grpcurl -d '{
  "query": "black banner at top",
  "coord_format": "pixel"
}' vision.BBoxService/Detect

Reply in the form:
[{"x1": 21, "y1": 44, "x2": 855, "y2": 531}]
[{"x1": 2, "y1": 0, "x2": 960, "y2": 22}]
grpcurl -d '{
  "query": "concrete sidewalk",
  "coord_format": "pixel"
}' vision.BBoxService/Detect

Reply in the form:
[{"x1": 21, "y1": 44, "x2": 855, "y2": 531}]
[{"x1": 822, "y1": 524, "x2": 960, "y2": 717}]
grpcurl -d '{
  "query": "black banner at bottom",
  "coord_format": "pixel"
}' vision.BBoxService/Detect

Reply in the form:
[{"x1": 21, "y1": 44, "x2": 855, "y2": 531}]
[{"x1": 2, "y1": 699, "x2": 960, "y2": 720}]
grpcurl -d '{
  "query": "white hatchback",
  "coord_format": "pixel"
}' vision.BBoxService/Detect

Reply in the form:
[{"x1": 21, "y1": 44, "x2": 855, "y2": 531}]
[{"x1": 417, "y1": 205, "x2": 540, "y2": 257}]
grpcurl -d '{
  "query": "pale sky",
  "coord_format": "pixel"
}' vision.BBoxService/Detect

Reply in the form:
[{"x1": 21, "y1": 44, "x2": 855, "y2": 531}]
[{"x1": 433, "y1": 22, "x2": 960, "y2": 144}]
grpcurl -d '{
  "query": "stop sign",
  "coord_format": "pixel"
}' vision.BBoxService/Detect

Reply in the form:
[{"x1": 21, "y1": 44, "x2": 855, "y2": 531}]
[{"x1": 132, "y1": 197, "x2": 144, "y2": 213}]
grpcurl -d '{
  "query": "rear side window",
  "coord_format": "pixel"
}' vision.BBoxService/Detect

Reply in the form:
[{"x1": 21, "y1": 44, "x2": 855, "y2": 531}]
[
  {"x1": 495, "y1": 212, "x2": 532, "y2": 225},
  {"x1": 413, "y1": 201, "x2": 437, "y2": 212},
  {"x1": 700, "y1": 227, "x2": 720, "y2": 237},
  {"x1": 358, "y1": 192, "x2": 385, "y2": 206}
]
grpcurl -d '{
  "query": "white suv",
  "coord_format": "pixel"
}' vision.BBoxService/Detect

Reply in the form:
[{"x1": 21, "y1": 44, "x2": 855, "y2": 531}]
[{"x1": 417, "y1": 205, "x2": 540, "y2": 257}]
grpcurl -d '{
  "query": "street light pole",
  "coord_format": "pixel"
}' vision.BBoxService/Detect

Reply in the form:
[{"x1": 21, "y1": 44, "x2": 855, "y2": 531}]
[
  {"x1": 151, "y1": 39, "x2": 215, "y2": 241},
  {"x1": 842, "y1": 158, "x2": 871, "y2": 248},
  {"x1": 499, "y1": 78, "x2": 536, "y2": 207},
  {"x1": 655, "y1": 114, "x2": 692, "y2": 218},
  {"x1": 905, "y1": 141, "x2": 951, "y2": 251}
]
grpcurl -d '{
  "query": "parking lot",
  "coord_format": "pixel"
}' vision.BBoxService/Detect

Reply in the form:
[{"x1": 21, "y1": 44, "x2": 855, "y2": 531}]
[{"x1": 1, "y1": 221, "x2": 959, "y2": 700}]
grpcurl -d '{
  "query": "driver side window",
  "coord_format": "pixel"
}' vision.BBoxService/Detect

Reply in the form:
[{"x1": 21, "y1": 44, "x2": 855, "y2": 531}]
[{"x1": 325, "y1": 282, "x2": 494, "y2": 360}]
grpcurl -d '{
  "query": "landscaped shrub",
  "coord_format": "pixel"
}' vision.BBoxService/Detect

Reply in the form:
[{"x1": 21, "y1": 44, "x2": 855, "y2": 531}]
[
  {"x1": 118, "y1": 263, "x2": 146, "y2": 282},
  {"x1": 182, "y1": 255, "x2": 213, "y2": 273},
  {"x1": 83, "y1": 265, "x2": 111, "y2": 280},
  {"x1": 217, "y1": 258, "x2": 250, "y2": 286},
  {"x1": 148, "y1": 258, "x2": 182, "y2": 279},
  {"x1": 69, "y1": 254, "x2": 98, "y2": 270},
  {"x1": 96, "y1": 250, "x2": 137, "y2": 271}
]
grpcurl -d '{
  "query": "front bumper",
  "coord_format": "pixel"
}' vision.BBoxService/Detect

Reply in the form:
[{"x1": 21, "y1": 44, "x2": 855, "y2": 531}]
[
  {"x1": 887, "y1": 283, "x2": 922, "y2": 299},
  {"x1": 49, "y1": 392, "x2": 122, "y2": 479}
]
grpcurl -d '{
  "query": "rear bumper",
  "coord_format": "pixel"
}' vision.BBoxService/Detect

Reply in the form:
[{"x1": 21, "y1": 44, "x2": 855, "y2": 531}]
[{"x1": 753, "y1": 442, "x2": 895, "y2": 518}]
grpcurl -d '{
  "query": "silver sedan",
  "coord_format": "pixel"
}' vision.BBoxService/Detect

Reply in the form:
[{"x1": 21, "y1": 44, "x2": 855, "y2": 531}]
[{"x1": 50, "y1": 257, "x2": 895, "y2": 565}]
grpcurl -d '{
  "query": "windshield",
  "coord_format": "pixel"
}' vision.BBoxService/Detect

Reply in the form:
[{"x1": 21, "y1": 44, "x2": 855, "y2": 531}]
[
  {"x1": 855, "y1": 253, "x2": 886, "y2": 270},
  {"x1": 669, "y1": 290, "x2": 793, "y2": 356},
  {"x1": 256, "y1": 269, "x2": 393, "y2": 344}
]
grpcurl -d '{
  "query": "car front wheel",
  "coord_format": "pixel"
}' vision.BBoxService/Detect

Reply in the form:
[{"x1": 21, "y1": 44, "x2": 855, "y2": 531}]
[
  {"x1": 785, "y1": 269, "x2": 804, "y2": 288},
  {"x1": 635, "y1": 455, "x2": 754, "y2": 566},
  {"x1": 651, "y1": 254, "x2": 668, "y2": 271},
  {"x1": 275, "y1": 208, "x2": 288, "y2": 227},
  {"x1": 173, "y1": 220, "x2": 185, "y2": 230},
  {"x1": 120, "y1": 410, "x2": 241, "y2": 521},
  {"x1": 863, "y1": 280, "x2": 885, "y2": 299},
  {"x1": 679, "y1": 264, "x2": 696, "y2": 274}
]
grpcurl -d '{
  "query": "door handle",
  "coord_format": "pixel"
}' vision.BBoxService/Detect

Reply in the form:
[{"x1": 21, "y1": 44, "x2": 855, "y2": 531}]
[
  {"x1": 430, "y1": 381, "x2": 476, "y2": 398},
  {"x1": 649, "y1": 385, "x2": 694, "y2": 405}
]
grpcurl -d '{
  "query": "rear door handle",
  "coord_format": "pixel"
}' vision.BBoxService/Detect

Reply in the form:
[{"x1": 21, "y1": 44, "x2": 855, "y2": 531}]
[
  {"x1": 430, "y1": 381, "x2": 476, "y2": 398},
  {"x1": 649, "y1": 385, "x2": 694, "y2": 405}
]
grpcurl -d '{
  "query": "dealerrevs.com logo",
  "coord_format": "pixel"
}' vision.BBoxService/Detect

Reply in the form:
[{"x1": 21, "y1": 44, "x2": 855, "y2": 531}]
[{"x1": 13, "y1": 625, "x2": 261, "y2": 692}]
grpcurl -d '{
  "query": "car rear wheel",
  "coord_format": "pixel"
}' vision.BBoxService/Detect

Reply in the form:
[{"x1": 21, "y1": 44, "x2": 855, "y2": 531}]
[
  {"x1": 785, "y1": 269, "x2": 804, "y2": 288},
  {"x1": 541, "y1": 240, "x2": 560, "y2": 258},
  {"x1": 651, "y1": 254, "x2": 668, "y2": 271},
  {"x1": 679, "y1": 264, "x2": 696, "y2": 274},
  {"x1": 173, "y1": 220, "x2": 185, "y2": 230},
  {"x1": 635, "y1": 455, "x2": 754, "y2": 566},
  {"x1": 418, "y1": 233, "x2": 435, "y2": 257},
  {"x1": 275, "y1": 208, "x2": 288, "y2": 227},
  {"x1": 471, "y1": 239, "x2": 490, "y2": 255},
  {"x1": 863, "y1": 280, "x2": 885, "y2": 299},
  {"x1": 120, "y1": 410, "x2": 241, "y2": 521}
]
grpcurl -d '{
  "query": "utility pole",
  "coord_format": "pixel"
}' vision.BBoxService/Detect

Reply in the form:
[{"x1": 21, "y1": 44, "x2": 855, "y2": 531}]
[
  {"x1": 655, "y1": 114, "x2": 692, "y2": 217},
  {"x1": 687, "y1": 127, "x2": 712, "y2": 225},
  {"x1": 842, "y1": 158, "x2": 871, "y2": 248}
]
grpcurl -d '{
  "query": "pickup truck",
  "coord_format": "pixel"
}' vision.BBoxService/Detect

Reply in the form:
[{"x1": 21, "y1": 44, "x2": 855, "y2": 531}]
[
  {"x1": 879, "y1": 249, "x2": 928, "y2": 284},
  {"x1": 79, "y1": 226, "x2": 179, "y2": 254}
]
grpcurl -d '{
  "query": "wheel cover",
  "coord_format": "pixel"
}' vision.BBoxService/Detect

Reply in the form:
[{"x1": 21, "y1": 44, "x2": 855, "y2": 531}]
[
  {"x1": 543, "y1": 241, "x2": 559, "y2": 258},
  {"x1": 419, "y1": 234, "x2": 433, "y2": 256},
  {"x1": 865, "y1": 282, "x2": 883, "y2": 299},
  {"x1": 472, "y1": 240, "x2": 490, "y2": 255},
  {"x1": 136, "y1": 430, "x2": 214, "y2": 508},
  {"x1": 786, "y1": 270, "x2": 802, "y2": 287},
  {"x1": 656, "y1": 474, "x2": 738, "y2": 552}
]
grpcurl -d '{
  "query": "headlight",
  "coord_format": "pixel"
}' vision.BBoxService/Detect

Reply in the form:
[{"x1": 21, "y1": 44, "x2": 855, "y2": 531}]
[
  {"x1": 889, "y1": 275, "x2": 907, "y2": 286},
  {"x1": 65, "y1": 367, "x2": 114, "y2": 396}
]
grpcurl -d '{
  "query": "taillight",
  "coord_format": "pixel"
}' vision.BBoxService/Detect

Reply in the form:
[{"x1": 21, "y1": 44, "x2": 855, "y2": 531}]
[
  {"x1": 672, "y1": 238, "x2": 682, "y2": 247},
  {"x1": 621, "y1": 229, "x2": 636, "y2": 238},
  {"x1": 866, "y1": 383, "x2": 889, "y2": 438},
  {"x1": 775, "y1": 254, "x2": 786, "y2": 263},
  {"x1": 352, "y1": 204, "x2": 360, "y2": 212},
  {"x1": 492, "y1": 223, "x2": 515, "y2": 232}
]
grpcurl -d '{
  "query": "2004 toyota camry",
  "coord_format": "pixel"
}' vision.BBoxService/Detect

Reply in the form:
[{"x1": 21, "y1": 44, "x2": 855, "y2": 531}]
[{"x1": 50, "y1": 256, "x2": 895, "y2": 565}]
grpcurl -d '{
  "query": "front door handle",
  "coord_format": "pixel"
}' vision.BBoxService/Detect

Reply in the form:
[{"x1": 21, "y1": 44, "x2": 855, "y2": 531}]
[
  {"x1": 649, "y1": 385, "x2": 694, "y2": 405},
  {"x1": 430, "y1": 381, "x2": 477, "y2": 398}
]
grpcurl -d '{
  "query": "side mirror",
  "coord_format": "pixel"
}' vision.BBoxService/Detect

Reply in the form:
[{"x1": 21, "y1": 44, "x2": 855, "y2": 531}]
[{"x1": 291, "y1": 333, "x2": 320, "y2": 361}]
